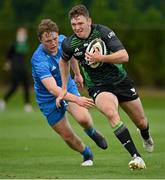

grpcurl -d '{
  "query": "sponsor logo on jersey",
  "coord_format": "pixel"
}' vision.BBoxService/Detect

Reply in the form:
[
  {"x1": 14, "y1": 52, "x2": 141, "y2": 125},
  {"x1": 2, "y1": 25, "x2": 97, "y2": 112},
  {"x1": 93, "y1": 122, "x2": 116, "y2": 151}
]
[
  {"x1": 108, "y1": 31, "x2": 115, "y2": 39},
  {"x1": 75, "y1": 47, "x2": 79, "y2": 52},
  {"x1": 83, "y1": 43, "x2": 89, "y2": 47},
  {"x1": 51, "y1": 65, "x2": 56, "y2": 71},
  {"x1": 74, "y1": 51, "x2": 83, "y2": 56}
]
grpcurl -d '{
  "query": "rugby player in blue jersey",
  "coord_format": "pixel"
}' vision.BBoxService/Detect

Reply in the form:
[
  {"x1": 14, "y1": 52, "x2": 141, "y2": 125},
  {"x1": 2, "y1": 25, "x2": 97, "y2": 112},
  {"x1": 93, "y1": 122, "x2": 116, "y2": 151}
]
[
  {"x1": 57, "y1": 4, "x2": 154, "y2": 170},
  {"x1": 31, "y1": 19, "x2": 108, "y2": 166}
]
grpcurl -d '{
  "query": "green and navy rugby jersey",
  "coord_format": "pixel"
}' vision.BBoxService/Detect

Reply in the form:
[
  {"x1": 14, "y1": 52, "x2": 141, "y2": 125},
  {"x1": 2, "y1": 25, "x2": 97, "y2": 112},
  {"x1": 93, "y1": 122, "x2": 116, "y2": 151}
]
[{"x1": 61, "y1": 24, "x2": 127, "y2": 88}]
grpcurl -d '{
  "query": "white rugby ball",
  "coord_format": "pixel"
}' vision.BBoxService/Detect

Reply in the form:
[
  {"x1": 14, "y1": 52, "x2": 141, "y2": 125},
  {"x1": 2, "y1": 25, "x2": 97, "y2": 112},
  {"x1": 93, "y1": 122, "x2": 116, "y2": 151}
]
[{"x1": 85, "y1": 38, "x2": 106, "y2": 68}]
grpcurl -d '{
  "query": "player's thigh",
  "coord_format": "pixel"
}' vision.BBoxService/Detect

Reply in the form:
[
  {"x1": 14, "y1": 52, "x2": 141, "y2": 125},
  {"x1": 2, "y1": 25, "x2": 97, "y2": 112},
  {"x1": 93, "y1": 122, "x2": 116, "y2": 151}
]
[
  {"x1": 95, "y1": 92, "x2": 118, "y2": 115},
  {"x1": 120, "y1": 97, "x2": 146, "y2": 124},
  {"x1": 67, "y1": 102, "x2": 92, "y2": 122},
  {"x1": 52, "y1": 116, "x2": 74, "y2": 138}
]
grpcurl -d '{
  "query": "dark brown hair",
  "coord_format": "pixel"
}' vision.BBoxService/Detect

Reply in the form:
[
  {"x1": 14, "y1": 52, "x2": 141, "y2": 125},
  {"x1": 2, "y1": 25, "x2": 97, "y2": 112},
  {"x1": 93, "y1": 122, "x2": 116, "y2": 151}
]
[
  {"x1": 69, "y1": 4, "x2": 89, "y2": 19},
  {"x1": 37, "y1": 19, "x2": 59, "y2": 39}
]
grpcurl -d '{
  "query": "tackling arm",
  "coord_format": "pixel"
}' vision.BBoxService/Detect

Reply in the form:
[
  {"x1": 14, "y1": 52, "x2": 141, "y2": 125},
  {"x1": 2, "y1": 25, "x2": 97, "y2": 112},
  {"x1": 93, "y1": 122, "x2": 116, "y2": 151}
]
[{"x1": 42, "y1": 76, "x2": 94, "y2": 108}]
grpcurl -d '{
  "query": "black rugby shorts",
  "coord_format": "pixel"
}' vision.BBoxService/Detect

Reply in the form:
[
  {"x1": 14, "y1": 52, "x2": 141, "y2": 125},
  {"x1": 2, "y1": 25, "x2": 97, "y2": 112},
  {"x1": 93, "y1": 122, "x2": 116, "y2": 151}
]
[{"x1": 88, "y1": 76, "x2": 139, "y2": 103}]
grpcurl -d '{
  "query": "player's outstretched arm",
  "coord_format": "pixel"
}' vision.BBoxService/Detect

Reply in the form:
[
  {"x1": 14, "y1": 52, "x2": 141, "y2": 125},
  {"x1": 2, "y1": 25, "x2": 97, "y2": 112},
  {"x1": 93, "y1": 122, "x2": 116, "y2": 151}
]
[{"x1": 41, "y1": 76, "x2": 95, "y2": 109}]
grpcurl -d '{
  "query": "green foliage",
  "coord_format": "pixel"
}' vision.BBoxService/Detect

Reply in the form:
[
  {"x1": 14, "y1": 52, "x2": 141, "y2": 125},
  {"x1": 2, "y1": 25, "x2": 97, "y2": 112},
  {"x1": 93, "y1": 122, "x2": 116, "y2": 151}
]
[
  {"x1": 0, "y1": 0, "x2": 16, "y2": 27},
  {"x1": 36, "y1": 0, "x2": 66, "y2": 29},
  {"x1": 0, "y1": 0, "x2": 165, "y2": 87},
  {"x1": 90, "y1": 0, "x2": 110, "y2": 24}
]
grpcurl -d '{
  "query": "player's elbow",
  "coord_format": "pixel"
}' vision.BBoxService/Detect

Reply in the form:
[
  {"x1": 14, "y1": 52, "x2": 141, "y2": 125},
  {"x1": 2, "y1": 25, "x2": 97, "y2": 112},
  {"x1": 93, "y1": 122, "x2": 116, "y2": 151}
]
[
  {"x1": 121, "y1": 50, "x2": 129, "y2": 63},
  {"x1": 123, "y1": 53, "x2": 129, "y2": 62}
]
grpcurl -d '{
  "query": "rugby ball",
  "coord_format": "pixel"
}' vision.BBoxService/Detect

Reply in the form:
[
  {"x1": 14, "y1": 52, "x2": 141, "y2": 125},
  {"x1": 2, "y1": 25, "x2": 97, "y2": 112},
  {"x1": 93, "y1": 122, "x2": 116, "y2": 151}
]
[{"x1": 85, "y1": 38, "x2": 106, "y2": 68}]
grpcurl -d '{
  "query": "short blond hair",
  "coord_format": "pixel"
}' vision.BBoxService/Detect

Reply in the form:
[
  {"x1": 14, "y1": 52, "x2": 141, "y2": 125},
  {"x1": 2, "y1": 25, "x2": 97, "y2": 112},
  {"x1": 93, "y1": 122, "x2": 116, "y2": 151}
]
[{"x1": 37, "y1": 19, "x2": 59, "y2": 39}]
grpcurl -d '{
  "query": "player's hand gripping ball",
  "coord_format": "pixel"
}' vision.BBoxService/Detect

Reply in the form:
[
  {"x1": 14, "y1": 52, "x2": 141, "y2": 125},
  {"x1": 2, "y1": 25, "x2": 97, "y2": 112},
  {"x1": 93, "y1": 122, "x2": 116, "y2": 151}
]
[{"x1": 85, "y1": 38, "x2": 106, "y2": 68}]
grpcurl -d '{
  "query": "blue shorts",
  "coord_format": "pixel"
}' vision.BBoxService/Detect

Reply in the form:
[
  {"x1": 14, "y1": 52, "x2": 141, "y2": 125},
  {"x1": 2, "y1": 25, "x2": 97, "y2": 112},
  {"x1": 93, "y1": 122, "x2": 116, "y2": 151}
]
[
  {"x1": 39, "y1": 100, "x2": 67, "y2": 126},
  {"x1": 67, "y1": 80, "x2": 80, "y2": 97},
  {"x1": 39, "y1": 81, "x2": 80, "y2": 126}
]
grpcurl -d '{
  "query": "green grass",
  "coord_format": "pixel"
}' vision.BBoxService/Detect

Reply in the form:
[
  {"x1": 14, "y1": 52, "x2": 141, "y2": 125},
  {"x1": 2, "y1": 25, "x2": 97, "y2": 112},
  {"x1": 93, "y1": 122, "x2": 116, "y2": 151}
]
[{"x1": 0, "y1": 89, "x2": 165, "y2": 179}]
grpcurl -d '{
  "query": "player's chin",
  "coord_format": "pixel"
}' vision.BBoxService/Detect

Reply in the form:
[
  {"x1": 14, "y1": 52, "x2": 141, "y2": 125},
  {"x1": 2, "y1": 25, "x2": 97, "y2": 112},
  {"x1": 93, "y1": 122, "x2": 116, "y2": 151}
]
[
  {"x1": 75, "y1": 32, "x2": 85, "y2": 39},
  {"x1": 50, "y1": 47, "x2": 57, "y2": 54}
]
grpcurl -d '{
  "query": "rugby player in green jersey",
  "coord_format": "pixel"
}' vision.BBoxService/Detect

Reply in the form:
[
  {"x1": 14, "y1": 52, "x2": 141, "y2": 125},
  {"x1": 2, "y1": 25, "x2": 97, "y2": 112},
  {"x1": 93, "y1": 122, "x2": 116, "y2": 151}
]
[{"x1": 57, "y1": 4, "x2": 154, "y2": 170}]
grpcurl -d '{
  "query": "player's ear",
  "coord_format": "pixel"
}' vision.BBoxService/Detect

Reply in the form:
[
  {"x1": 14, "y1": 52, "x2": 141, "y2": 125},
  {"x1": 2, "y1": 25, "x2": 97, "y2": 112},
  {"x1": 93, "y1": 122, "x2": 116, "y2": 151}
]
[
  {"x1": 38, "y1": 36, "x2": 42, "y2": 43},
  {"x1": 87, "y1": 17, "x2": 92, "y2": 27},
  {"x1": 88, "y1": 17, "x2": 92, "y2": 25}
]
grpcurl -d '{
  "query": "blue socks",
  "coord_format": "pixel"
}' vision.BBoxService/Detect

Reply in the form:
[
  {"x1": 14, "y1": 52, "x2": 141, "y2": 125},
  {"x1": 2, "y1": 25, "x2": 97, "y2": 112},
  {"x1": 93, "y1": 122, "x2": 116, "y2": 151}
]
[
  {"x1": 85, "y1": 127, "x2": 96, "y2": 136},
  {"x1": 81, "y1": 146, "x2": 93, "y2": 158}
]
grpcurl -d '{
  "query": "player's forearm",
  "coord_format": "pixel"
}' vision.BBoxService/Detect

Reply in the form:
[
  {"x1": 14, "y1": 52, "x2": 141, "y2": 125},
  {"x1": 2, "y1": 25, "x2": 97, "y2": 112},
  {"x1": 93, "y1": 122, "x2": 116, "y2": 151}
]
[
  {"x1": 51, "y1": 86, "x2": 79, "y2": 103},
  {"x1": 59, "y1": 58, "x2": 70, "y2": 89},
  {"x1": 42, "y1": 75, "x2": 79, "y2": 104},
  {"x1": 70, "y1": 57, "x2": 81, "y2": 76},
  {"x1": 102, "y1": 49, "x2": 129, "y2": 63},
  {"x1": 64, "y1": 91, "x2": 79, "y2": 103}
]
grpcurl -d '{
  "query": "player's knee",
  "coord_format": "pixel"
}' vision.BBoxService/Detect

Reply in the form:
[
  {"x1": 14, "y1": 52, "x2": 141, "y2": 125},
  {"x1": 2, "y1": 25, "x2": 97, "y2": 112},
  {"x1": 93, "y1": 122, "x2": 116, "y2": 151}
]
[
  {"x1": 106, "y1": 109, "x2": 119, "y2": 121},
  {"x1": 62, "y1": 132, "x2": 74, "y2": 143},
  {"x1": 76, "y1": 114, "x2": 92, "y2": 126},
  {"x1": 63, "y1": 133, "x2": 82, "y2": 148}
]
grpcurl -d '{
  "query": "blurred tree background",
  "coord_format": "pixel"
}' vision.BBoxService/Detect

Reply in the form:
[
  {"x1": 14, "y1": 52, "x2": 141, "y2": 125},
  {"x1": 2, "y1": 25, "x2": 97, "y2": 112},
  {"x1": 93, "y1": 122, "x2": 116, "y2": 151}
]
[{"x1": 0, "y1": 0, "x2": 165, "y2": 88}]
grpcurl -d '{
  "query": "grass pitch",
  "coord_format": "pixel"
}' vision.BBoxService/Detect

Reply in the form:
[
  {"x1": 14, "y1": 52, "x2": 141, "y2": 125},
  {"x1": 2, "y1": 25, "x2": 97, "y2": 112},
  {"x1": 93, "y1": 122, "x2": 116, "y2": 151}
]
[{"x1": 0, "y1": 89, "x2": 165, "y2": 179}]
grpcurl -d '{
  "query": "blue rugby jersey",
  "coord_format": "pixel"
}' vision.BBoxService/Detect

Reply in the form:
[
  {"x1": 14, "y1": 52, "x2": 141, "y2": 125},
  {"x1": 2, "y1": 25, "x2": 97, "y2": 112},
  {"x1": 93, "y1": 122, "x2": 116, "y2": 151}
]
[{"x1": 31, "y1": 35, "x2": 75, "y2": 104}]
